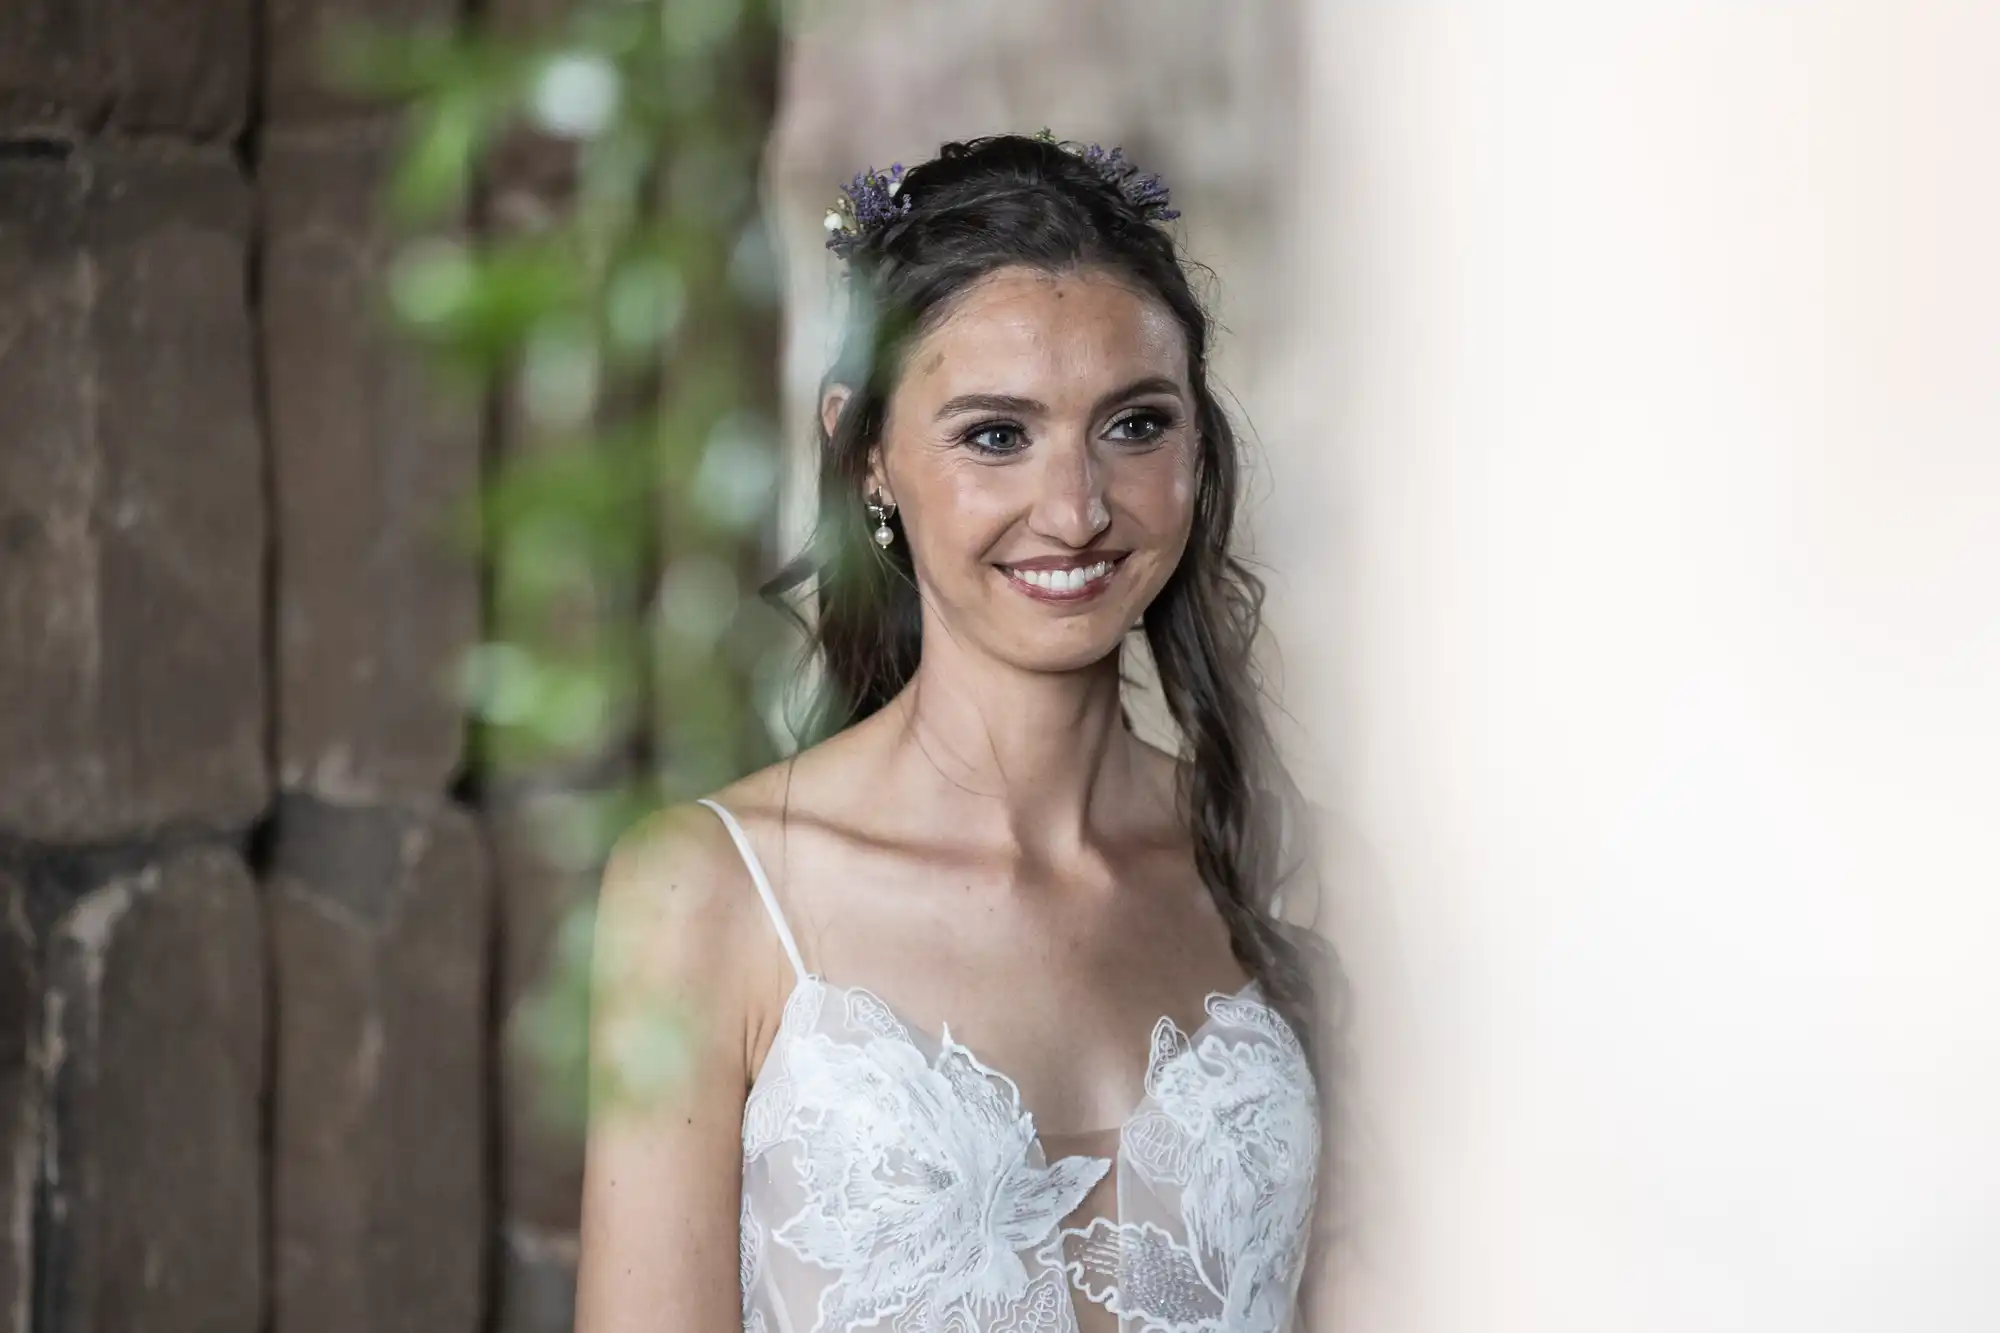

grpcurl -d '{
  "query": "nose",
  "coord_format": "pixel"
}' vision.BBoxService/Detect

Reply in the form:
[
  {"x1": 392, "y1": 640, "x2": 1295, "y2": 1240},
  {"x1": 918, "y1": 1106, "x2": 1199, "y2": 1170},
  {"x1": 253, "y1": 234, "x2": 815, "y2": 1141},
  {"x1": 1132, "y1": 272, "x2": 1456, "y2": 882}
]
[{"x1": 1026, "y1": 436, "x2": 1111, "y2": 547}]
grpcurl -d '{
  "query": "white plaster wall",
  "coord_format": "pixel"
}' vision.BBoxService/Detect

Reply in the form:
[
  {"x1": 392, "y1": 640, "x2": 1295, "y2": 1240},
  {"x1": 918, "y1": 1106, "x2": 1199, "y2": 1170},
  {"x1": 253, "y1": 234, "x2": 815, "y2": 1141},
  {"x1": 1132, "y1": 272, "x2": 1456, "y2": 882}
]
[{"x1": 1288, "y1": 5, "x2": 2000, "y2": 1330}]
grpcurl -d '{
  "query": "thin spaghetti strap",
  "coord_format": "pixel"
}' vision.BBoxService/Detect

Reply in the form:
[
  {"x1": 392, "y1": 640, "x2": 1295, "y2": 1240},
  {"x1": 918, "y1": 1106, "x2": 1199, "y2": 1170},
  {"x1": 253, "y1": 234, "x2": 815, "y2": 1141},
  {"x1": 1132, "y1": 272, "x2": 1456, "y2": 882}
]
[{"x1": 695, "y1": 798, "x2": 808, "y2": 982}]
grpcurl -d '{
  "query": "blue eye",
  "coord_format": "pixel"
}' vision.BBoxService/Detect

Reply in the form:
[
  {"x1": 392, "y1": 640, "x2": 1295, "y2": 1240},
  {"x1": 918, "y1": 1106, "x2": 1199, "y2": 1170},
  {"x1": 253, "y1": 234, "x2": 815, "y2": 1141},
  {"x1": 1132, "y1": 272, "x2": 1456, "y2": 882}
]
[
  {"x1": 963, "y1": 421, "x2": 1026, "y2": 455},
  {"x1": 1108, "y1": 411, "x2": 1170, "y2": 443}
]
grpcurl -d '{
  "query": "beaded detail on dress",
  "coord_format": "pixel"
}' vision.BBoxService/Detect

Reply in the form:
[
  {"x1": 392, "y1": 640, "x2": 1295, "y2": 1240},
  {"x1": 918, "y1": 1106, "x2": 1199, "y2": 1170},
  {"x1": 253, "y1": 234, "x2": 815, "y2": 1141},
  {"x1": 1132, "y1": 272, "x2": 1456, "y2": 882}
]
[{"x1": 701, "y1": 798, "x2": 1321, "y2": 1333}]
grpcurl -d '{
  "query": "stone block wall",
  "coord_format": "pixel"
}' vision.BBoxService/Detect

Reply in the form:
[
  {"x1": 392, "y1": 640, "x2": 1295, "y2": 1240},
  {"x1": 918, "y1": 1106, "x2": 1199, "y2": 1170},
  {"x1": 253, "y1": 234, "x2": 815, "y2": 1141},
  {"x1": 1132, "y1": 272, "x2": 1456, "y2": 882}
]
[
  {"x1": 0, "y1": 143, "x2": 267, "y2": 845},
  {"x1": 1, "y1": 3, "x2": 274, "y2": 1325},
  {"x1": 0, "y1": 1, "x2": 505, "y2": 1330}
]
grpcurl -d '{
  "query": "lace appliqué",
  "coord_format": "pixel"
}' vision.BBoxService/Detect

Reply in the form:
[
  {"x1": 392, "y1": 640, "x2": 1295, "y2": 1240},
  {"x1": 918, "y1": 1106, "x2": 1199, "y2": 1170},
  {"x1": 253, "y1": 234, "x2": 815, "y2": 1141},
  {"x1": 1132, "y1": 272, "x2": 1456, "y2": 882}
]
[
  {"x1": 740, "y1": 1192, "x2": 767, "y2": 1333},
  {"x1": 757, "y1": 979, "x2": 1110, "y2": 1332},
  {"x1": 887, "y1": 1267, "x2": 1082, "y2": 1333},
  {"x1": 741, "y1": 978, "x2": 1318, "y2": 1333},
  {"x1": 1041, "y1": 991, "x2": 1320, "y2": 1333},
  {"x1": 742, "y1": 984, "x2": 821, "y2": 1164}
]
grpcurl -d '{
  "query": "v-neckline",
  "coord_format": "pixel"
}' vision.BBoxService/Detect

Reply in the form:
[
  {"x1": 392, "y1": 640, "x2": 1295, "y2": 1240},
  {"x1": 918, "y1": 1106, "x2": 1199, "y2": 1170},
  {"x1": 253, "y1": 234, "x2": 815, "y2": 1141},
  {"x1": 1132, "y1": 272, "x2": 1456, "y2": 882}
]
[{"x1": 761, "y1": 970, "x2": 1265, "y2": 1147}]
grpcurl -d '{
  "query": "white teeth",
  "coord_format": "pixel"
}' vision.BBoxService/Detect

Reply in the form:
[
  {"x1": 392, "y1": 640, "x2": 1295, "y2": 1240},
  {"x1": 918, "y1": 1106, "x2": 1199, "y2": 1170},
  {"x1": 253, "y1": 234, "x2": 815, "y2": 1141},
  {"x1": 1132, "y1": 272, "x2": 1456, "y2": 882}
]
[{"x1": 1011, "y1": 560, "x2": 1114, "y2": 592}]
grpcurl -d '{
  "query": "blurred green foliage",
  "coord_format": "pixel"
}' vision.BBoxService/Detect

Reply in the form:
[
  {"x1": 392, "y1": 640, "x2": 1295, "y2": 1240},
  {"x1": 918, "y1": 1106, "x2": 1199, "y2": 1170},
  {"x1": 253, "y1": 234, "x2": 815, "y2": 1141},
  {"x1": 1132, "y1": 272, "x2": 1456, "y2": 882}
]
[{"x1": 335, "y1": 0, "x2": 790, "y2": 1132}]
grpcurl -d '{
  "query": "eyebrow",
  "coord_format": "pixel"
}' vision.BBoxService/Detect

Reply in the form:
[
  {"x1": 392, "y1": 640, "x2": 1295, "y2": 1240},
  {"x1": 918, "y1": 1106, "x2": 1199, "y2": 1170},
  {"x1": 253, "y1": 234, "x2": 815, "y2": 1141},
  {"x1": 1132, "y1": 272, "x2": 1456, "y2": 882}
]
[{"x1": 932, "y1": 375, "x2": 1185, "y2": 422}]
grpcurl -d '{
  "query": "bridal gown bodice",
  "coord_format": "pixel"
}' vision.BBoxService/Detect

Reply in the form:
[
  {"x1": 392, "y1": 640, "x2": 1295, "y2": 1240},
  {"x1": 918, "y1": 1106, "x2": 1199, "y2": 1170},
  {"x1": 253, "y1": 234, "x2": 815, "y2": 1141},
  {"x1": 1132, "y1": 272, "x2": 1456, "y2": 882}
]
[{"x1": 700, "y1": 798, "x2": 1322, "y2": 1333}]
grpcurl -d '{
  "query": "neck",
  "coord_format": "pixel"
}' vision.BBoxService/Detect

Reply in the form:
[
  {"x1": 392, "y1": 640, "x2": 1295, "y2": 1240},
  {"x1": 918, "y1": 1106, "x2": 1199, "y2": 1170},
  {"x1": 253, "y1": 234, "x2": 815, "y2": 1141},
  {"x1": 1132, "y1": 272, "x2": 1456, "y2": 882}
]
[{"x1": 874, "y1": 636, "x2": 1148, "y2": 860}]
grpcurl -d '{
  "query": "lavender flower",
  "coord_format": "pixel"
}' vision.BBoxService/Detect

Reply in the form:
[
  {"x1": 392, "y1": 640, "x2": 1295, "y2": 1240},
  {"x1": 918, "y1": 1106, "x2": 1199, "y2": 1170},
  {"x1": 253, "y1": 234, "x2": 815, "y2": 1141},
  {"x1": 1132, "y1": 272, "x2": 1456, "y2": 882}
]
[
  {"x1": 1034, "y1": 128, "x2": 1181, "y2": 223},
  {"x1": 823, "y1": 163, "x2": 910, "y2": 257},
  {"x1": 1075, "y1": 142, "x2": 1181, "y2": 222}
]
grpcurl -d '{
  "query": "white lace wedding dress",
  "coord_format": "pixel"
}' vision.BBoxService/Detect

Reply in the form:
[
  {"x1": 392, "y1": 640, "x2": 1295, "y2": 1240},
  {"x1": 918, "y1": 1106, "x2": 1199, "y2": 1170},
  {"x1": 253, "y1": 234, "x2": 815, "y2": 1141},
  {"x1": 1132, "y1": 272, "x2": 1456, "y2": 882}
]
[{"x1": 700, "y1": 798, "x2": 1322, "y2": 1333}]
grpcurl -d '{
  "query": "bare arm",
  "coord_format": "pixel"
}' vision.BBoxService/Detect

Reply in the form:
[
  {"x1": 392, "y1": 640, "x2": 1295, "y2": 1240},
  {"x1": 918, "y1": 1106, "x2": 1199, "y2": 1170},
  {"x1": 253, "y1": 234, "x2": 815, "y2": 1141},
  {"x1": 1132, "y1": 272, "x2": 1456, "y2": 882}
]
[{"x1": 573, "y1": 803, "x2": 763, "y2": 1333}]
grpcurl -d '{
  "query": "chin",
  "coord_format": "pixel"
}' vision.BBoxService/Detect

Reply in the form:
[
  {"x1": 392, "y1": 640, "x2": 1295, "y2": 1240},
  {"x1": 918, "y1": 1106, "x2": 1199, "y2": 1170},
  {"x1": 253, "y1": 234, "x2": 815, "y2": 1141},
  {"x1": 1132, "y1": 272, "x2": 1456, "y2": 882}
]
[
  {"x1": 1011, "y1": 637, "x2": 1127, "y2": 675},
  {"x1": 993, "y1": 602, "x2": 1149, "y2": 676}
]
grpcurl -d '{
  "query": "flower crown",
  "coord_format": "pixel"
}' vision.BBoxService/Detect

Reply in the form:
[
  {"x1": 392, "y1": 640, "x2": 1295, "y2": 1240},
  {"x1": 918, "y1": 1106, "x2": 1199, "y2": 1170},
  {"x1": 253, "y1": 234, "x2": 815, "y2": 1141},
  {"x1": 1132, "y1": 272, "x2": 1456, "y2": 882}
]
[{"x1": 821, "y1": 129, "x2": 1180, "y2": 260}]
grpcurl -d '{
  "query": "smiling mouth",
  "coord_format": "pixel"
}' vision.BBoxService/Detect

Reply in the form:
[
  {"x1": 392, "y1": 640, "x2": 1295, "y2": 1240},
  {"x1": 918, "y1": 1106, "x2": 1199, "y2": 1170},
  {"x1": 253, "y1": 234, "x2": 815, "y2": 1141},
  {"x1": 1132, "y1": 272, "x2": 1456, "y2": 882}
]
[{"x1": 1000, "y1": 556, "x2": 1125, "y2": 601}]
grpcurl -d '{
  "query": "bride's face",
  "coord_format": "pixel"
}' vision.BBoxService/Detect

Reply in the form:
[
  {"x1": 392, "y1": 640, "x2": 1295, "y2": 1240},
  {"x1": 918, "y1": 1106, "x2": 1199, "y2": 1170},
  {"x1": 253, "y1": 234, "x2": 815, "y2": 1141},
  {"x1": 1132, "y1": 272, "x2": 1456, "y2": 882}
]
[{"x1": 833, "y1": 264, "x2": 1199, "y2": 675}]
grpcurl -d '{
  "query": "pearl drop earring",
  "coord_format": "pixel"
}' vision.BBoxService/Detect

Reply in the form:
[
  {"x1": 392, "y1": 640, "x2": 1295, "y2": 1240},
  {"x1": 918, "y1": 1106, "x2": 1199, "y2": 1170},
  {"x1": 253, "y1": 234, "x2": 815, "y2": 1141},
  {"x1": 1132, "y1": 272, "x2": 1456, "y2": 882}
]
[{"x1": 866, "y1": 488, "x2": 896, "y2": 549}]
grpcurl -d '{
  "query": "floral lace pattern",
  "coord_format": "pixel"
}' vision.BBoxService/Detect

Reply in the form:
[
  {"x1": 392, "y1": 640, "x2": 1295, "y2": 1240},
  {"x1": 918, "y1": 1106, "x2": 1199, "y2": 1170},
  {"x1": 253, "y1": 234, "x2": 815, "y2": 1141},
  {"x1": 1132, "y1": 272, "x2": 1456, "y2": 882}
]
[
  {"x1": 739, "y1": 975, "x2": 1319, "y2": 1333},
  {"x1": 1042, "y1": 993, "x2": 1320, "y2": 1332},
  {"x1": 775, "y1": 1019, "x2": 1111, "y2": 1329}
]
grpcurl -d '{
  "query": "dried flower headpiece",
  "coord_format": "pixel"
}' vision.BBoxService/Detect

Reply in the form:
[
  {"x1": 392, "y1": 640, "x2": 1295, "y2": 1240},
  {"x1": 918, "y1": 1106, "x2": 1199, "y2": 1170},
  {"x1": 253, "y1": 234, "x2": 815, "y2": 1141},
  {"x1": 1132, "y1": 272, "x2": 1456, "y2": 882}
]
[
  {"x1": 821, "y1": 163, "x2": 910, "y2": 259},
  {"x1": 821, "y1": 129, "x2": 1180, "y2": 259},
  {"x1": 1032, "y1": 129, "x2": 1181, "y2": 224}
]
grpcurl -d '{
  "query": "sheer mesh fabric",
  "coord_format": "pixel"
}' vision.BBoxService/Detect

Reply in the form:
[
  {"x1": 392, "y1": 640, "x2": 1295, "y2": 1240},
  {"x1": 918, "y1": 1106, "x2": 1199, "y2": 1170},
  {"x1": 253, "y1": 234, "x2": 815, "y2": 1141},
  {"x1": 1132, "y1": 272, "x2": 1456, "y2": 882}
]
[{"x1": 704, "y1": 798, "x2": 1320, "y2": 1333}]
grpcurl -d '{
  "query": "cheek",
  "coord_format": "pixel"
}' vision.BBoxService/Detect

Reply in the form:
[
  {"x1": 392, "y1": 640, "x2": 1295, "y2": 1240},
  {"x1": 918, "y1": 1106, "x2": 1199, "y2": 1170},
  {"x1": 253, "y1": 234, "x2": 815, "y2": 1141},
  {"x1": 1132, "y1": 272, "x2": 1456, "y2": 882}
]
[
  {"x1": 1112, "y1": 448, "x2": 1197, "y2": 538},
  {"x1": 905, "y1": 460, "x2": 1021, "y2": 556},
  {"x1": 938, "y1": 467, "x2": 1017, "y2": 518}
]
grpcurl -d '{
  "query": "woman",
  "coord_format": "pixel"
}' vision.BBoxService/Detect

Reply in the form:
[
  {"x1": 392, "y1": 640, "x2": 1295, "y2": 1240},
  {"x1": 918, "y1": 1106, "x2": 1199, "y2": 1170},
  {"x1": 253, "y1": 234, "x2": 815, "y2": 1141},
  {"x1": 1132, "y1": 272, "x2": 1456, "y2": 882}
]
[{"x1": 575, "y1": 133, "x2": 1335, "y2": 1333}]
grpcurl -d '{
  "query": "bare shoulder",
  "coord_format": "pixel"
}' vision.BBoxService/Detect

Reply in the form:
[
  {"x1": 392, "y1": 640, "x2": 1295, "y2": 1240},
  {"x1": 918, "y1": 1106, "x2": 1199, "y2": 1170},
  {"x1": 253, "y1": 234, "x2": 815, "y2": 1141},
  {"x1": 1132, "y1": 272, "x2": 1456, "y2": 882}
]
[
  {"x1": 598, "y1": 799, "x2": 750, "y2": 927},
  {"x1": 591, "y1": 798, "x2": 772, "y2": 1010},
  {"x1": 592, "y1": 736, "x2": 871, "y2": 985}
]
